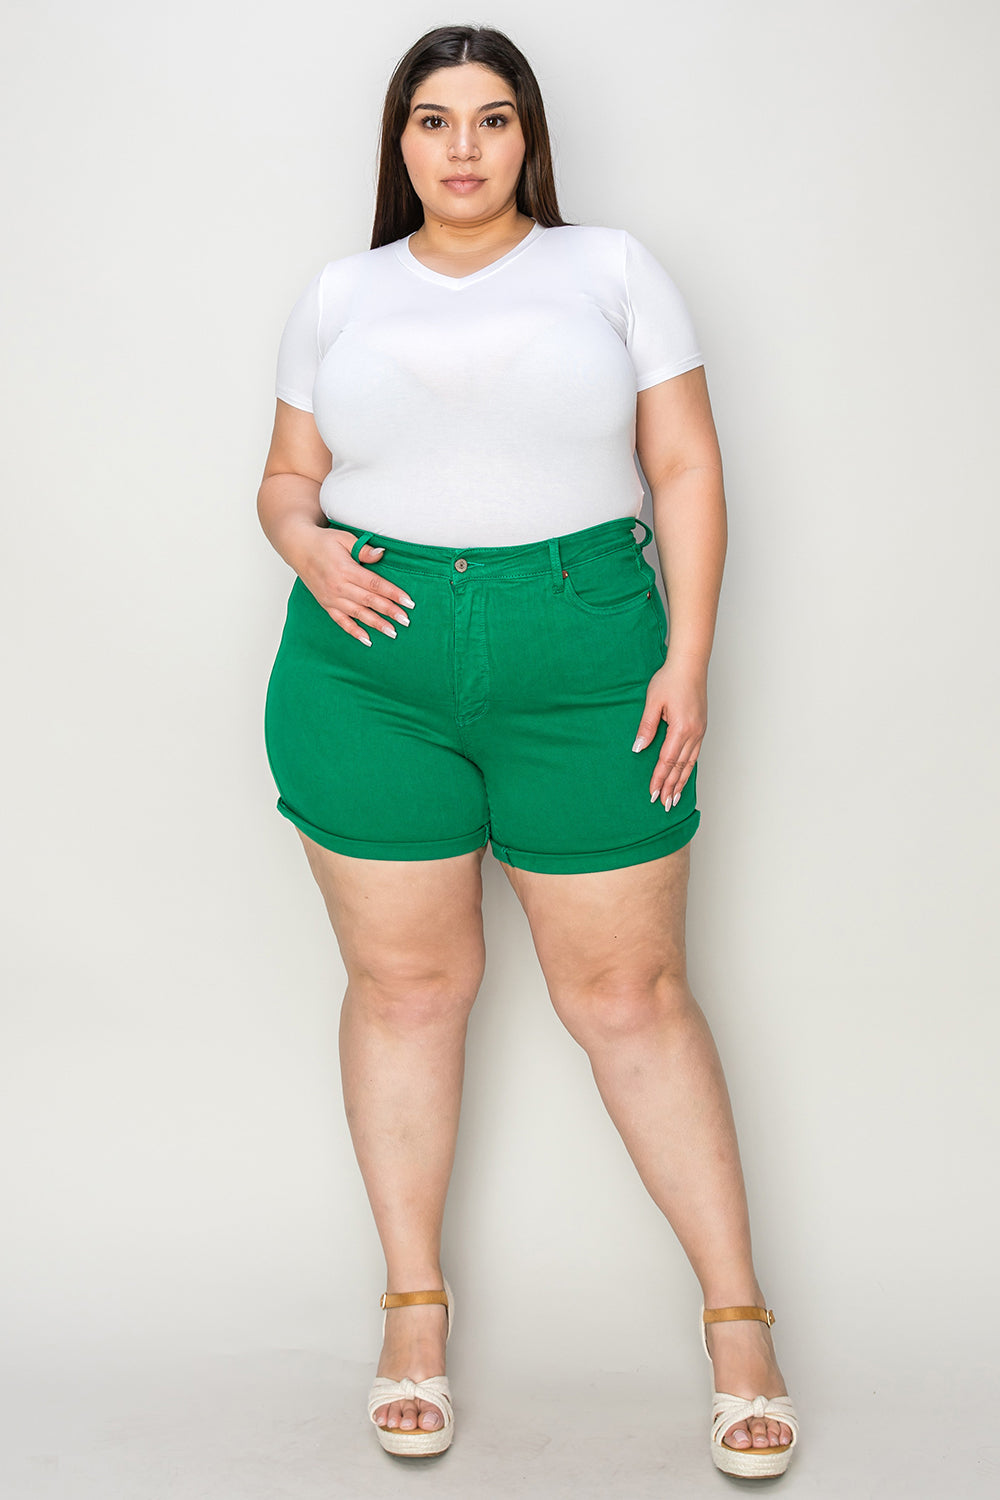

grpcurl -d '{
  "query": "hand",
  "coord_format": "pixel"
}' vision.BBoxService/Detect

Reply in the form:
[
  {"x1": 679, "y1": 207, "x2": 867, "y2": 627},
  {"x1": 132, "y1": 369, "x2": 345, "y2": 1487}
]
[
  {"x1": 631, "y1": 659, "x2": 708, "y2": 808},
  {"x1": 296, "y1": 528, "x2": 415, "y2": 646}
]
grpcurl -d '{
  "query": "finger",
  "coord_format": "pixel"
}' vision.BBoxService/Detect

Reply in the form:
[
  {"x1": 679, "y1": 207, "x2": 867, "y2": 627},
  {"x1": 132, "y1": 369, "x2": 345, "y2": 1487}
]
[
  {"x1": 656, "y1": 767, "x2": 691, "y2": 809},
  {"x1": 348, "y1": 582, "x2": 412, "y2": 626},
  {"x1": 326, "y1": 609, "x2": 372, "y2": 647},
  {"x1": 648, "y1": 731, "x2": 688, "y2": 802},
  {"x1": 631, "y1": 700, "x2": 665, "y2": 753},
  {"x1": 657, "y1": 756, "x2": 696, "y2": 809},
  {"x1": 328, "y1": 583, "x2": 411, "y2": 637},
  {"x1": 349, "y1": 565, "x2": 415, "y2": 620},
  {"x1": 650, "y1": 736, "x2": 702, "y2": 805},
  {"x1": 347, "y1": 603, "x2": 399, "y2": 639}
]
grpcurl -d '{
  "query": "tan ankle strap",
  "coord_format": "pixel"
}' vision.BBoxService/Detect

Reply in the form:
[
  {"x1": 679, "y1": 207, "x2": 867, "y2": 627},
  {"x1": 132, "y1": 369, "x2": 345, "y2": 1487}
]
[
  {"x1": 380, "y1": 1289, "x2": 449, "y2": 1310},
  {"x1": 703, "y1": 1305, "x2": 775, "y2": 1327}
]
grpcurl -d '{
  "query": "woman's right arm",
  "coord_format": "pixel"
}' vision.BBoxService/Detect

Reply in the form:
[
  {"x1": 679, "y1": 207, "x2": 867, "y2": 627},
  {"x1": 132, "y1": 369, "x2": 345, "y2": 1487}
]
[{"x1": 257, "y1": 399, "x2": 412, "y2": 645}]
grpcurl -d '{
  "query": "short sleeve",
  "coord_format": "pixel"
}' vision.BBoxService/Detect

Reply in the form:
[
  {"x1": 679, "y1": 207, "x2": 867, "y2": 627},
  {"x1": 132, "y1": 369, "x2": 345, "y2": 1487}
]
[
  {"x1": 274, "y1": 267, "x2": 324, "y2": 412},
  {"x1": 623, "y1": 232, "x2": 704, "y2": 391}
]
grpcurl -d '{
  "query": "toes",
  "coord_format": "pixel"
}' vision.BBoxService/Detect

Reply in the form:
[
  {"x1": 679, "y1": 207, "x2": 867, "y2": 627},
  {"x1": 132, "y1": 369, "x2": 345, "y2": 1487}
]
[
  {"x1": 418, "y1": 1401, "x2": 442, "y2": 1430},
  {"x1": 380, "y1": 1400, "x2": 402, "y2": 1429},
  {"x1": 725, "y1": 1423, "x2": 751, "y2": 1448},
  {"x1": 779, "y1": 1422, "x2": 792, "y2": 1446},
  {"x1": 749, "y1": 1417, "x2": 770, "y2": 1447},
  {"x1": 376, "y1": 1398, "x2": 443, "y2": 1433},
  {"x1": 399, "y1": 1399, "x2": 418, "y2": 1430}
]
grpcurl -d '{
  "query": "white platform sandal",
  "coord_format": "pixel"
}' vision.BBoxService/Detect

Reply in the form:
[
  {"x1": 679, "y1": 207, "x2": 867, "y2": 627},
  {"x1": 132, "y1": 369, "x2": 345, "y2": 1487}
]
[
  {"x1": 367, "y1": 1278, "x2": 454, "y2": 1457},
  {"x1": 701, "y1": 1304, "x2": 799, "y2": 1478}
]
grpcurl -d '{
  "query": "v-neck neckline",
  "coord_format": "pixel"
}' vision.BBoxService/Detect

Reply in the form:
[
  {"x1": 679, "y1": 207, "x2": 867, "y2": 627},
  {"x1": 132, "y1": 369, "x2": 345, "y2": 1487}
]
[{"x1": 394, "y1": 221, "x2": 547, "y2": 289}]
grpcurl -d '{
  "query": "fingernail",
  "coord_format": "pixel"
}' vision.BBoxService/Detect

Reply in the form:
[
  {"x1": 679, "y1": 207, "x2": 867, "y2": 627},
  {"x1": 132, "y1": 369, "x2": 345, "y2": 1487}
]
[
  {"x1": 359, "y1": 635, "x2": 372, "y2": 647},
  {"x1": 632, "y1": 736, "x2": 647, "y2": 753},
  {"x1": 394, "y1": 613, "x2": 409, "y2": 626},
  {"x1": 382, "y1": 625, "x2": 397, "y2": 638},
  {"x1": 650, "y1": 789, "x2": 659, "y2": 803},
  {"x1": 672, "y1": 791, "x2": 681, "y2": 807},
  {"x1": 401, "y1": 594, "x2": 416, "y2": 608}
]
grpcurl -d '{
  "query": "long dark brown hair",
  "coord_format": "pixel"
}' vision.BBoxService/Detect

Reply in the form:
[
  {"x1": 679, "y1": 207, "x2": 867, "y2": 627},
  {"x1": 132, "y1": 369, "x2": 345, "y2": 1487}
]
[{"x1": 371, "y1": 24, "x2": 572, "y2": 248}]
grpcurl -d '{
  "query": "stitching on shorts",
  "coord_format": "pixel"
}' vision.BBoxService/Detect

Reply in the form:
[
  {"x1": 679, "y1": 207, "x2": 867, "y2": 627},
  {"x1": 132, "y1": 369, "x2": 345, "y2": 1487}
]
[{"x1": 382, "y1": 542, "x2": 638, "y2": 581}]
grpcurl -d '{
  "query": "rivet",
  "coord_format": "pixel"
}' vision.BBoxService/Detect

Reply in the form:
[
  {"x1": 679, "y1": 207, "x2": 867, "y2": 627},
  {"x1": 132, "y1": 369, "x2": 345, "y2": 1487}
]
[{"x1": 562, "y1": 570, "x2": 568, "y2": 578}]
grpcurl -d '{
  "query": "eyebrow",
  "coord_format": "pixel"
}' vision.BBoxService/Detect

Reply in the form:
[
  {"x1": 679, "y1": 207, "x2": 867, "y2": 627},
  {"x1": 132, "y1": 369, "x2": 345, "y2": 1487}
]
[{"x1": 411, "y1": 99, "x2": 516, "y2": 114}]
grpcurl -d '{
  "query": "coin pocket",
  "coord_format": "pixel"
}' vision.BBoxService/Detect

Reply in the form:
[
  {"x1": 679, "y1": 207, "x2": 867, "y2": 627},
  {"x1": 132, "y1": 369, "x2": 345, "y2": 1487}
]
[{"x1": 562, "y1": 546, "x2": 657, "y2": 616}]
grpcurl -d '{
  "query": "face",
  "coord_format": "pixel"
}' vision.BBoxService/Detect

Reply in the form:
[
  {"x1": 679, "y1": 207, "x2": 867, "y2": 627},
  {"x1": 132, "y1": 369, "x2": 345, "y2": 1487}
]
[{"x1": 399, "y1": 63, "x2": 527, "y2": 226}]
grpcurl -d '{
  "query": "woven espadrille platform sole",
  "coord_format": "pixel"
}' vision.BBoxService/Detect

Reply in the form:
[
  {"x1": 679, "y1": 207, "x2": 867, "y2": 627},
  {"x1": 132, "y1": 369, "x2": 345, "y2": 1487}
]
[
  {"x1": 702, "y1": 1305, "x2": 799, "y2": 1478},
  {"x1": 368, "y1": 1278, "x2": 454, "y2": 1457}
]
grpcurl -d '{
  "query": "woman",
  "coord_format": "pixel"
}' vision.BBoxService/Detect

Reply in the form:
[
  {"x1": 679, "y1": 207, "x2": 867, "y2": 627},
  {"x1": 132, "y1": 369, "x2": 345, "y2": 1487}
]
[{"x1": 258, "y1": 23, "x2": 798, "y2": 1478}]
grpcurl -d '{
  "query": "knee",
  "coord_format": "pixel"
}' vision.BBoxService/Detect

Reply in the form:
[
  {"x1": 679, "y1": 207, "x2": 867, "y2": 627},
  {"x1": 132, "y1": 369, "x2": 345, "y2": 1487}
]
[
  {"x1": 550, "y1": 964, "x2": 694, "y2": 1046},
  {"x1": 348, "y1": 952, "x2": 485, "y2": 1029}
]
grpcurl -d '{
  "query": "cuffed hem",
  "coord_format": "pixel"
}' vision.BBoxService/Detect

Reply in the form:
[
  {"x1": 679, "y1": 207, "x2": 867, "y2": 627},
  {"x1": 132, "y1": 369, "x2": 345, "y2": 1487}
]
[
  {"x1": 276, "y1": 799, "x2": 490, "y2": 861},
  {"x1": 490, "y1": 809, "x2": 700, "y2": 874}
]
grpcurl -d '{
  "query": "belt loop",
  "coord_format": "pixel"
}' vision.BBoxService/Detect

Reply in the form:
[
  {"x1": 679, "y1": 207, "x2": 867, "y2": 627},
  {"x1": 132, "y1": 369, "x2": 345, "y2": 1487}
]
[
  {"x1": 350, "y1": 530, "x2": 375, "y2": 562},
  {"x1": 633, "y1": 518, "x2": 654, "y2": 549},
  {"x1": 548, "y1": 536, "x2": 566, "y2": 592}
]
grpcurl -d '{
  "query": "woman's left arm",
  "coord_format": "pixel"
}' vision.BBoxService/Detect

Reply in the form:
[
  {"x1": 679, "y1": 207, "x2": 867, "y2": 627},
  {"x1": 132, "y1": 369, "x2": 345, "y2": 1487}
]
[{"x1": 631, "y1": 365, "x2": 728, "y2": 809}]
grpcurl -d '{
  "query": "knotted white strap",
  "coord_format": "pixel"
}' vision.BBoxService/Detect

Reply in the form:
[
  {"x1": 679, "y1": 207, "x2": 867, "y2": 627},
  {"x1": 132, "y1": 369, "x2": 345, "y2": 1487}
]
[
  {"x1": 711, "y1": 1391, "x2": 798, "y2": 1449},
  {"x1": 367, "y1": 1374, "x2": 454, "y2": 1430}
]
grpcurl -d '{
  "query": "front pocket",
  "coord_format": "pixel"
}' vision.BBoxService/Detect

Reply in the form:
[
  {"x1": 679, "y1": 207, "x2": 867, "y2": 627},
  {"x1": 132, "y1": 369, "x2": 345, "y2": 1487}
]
[{"x1": 562, "y1": 546, "x2": 657, "y2": 616}]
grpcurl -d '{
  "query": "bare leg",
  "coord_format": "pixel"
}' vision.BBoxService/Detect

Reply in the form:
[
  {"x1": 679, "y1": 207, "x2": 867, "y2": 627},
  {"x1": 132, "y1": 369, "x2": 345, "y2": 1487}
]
[
  {"x1": 499, "y1": 844, "x2": 791, "y2": 1451},
  {"x1": 298, "y1": 832, "x2": 488, "y2": 1433}
]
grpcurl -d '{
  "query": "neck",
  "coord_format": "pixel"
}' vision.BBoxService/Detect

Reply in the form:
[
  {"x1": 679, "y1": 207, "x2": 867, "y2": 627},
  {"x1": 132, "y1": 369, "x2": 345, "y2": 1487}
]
[{"x1": 411, "y1": 205, "x2": 533, "y2": 259}]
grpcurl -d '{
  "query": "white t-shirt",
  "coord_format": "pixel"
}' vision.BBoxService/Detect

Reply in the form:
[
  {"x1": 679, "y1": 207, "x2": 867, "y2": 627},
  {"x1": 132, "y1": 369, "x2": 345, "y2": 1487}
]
[{"x1": 275, "y1": 221, "x2": 703, "y2": 546}]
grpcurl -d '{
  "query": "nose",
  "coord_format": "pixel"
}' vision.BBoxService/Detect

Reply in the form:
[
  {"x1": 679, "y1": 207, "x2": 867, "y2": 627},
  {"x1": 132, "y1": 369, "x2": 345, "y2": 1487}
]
[{"x1": 448, "y1": 125, "x2": 480, "y2": 161}]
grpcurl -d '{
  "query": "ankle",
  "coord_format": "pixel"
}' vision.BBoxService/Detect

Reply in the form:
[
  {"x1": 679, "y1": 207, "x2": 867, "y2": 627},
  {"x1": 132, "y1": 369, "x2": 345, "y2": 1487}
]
[
  {"x1": 701, "y1": 1280, "x2": 766, "y2": 1311},
  {"x1": 383, "y1": 1264, "x2": 444, "y2": 1292}
]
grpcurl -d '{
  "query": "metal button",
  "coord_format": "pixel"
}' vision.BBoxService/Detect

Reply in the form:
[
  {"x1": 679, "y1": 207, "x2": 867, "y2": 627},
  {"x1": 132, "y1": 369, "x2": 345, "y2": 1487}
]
[{"x1": 454, "y1": 557, "x2": 468, "y2": 572}]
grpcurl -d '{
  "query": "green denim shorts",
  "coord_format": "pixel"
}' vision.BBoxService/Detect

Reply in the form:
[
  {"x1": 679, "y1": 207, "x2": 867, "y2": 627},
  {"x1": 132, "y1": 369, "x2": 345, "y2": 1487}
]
[{"x1": 264, "y1": 514, "x2": 699, "y2": 874}]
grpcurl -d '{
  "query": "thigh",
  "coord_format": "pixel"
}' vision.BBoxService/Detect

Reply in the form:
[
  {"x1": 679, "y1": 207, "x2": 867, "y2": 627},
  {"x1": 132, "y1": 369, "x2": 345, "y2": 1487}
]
[
  {"x1": 499, "y1": 843, "x2": 691, "y2": 998},
  {"x1": 298, "y1": 832, "x2": 489, "y2": 989},
  {"x1": 460, "y1": 539, "x2": 699, "y2": 874},
  {"x1": 265, "y1": 577, "x2": 489, "y2": 861}
]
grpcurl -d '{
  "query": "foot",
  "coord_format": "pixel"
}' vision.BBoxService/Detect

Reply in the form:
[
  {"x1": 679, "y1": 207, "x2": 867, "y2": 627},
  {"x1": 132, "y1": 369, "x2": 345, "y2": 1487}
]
[
  {"x1": 372, "y1": 1295, "x2": 449, "y2": 1434},
  {"x1": 703, "y1": 1312, "x2": 793, "y2": 1451}
]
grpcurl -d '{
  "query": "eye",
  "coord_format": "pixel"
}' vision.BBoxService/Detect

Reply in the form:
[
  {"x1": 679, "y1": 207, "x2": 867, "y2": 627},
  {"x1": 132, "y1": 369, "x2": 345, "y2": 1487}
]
[
  {"x1": 482, "y1": 114, "x2": 508, "y2": 128},
  {"x1": 419, "y1": 114, "x2": 446, "y2": 129}
]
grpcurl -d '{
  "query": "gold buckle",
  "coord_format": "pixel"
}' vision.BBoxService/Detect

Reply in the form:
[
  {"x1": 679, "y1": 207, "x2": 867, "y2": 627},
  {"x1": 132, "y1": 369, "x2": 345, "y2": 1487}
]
[
  {"x1": 766, "y1": 1309, "x2": 775, "y2": 1326},
  {"x1": 379, "y1": 1293, "x2": 388, "y2": 1309}
]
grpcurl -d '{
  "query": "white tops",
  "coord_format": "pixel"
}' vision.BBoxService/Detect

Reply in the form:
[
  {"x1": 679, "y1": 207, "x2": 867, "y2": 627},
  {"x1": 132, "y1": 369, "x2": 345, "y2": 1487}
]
[{"x1": 275, "y1": 222, "x2": 704, "y2": 546}]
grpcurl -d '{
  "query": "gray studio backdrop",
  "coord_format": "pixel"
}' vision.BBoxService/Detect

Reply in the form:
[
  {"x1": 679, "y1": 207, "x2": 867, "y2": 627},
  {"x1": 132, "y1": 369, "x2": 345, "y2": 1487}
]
[{"x1": 2, "y1": 1, "x2": 998, "y2": 1494}]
